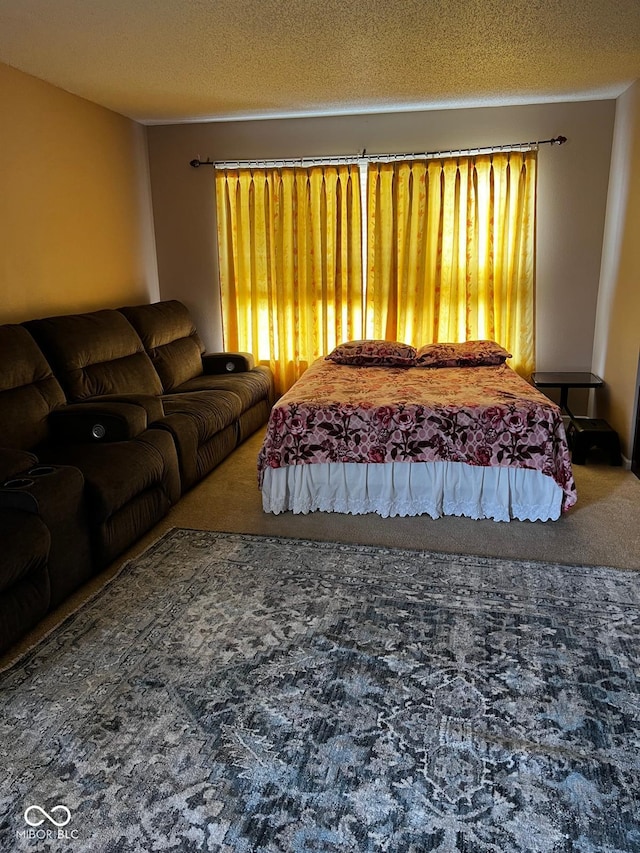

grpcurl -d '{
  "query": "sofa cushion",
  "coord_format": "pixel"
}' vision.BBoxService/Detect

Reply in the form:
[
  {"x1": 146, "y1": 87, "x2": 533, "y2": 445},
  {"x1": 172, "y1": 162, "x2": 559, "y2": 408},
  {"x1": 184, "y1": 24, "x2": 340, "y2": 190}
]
[
  {"x1": 161, "y1": 391, "x2": 243, "y2": 444},
  {"x1": 153, "y1": 335, "x2": 204, "y2": 392},
  {"x1": 0, "y1": 325, "x2": 66, "y2": 450},
  {"x1": 25, "y1": 310, "x2": 163, "y2": 401},
  {"x1": 119, "y1": 301, "x2": 205, "y2": 392},
  {"x1": 173, "y1": 368, "x2": 274, "y2": 410}
]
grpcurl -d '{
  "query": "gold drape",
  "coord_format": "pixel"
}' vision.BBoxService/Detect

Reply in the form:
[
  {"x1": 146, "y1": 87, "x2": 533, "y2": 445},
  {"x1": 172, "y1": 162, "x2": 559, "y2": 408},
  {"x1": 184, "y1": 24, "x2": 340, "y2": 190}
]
[
  {"x1": 216, "y1": 165, "x2": 362, "y2": 395},
  {"x1": 366, "y1": 151, "x2": 537, "y2": 376}
]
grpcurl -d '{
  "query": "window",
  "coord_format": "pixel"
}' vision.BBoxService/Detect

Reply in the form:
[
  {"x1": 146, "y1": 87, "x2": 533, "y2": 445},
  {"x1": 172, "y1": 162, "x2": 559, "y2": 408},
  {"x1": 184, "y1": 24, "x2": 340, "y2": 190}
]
[{"x1": 216, "y1": 151, "x2": 536, "y2": 395}]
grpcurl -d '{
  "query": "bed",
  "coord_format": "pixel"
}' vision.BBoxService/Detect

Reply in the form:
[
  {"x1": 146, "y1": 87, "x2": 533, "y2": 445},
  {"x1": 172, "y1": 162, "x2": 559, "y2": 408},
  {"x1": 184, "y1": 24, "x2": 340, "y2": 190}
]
[{"x1": 257, "y1": 341, "x2": 577, "y2": 522}]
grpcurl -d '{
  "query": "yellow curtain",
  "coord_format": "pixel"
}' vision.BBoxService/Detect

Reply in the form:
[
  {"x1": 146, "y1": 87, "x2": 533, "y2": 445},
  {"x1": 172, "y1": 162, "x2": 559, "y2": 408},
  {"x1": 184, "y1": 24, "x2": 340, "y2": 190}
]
[
  {"x1": 216, "y1": 165, "x2": 363, "y2": 395},
  {"x1": 366, "y1": 151, "x2": 537, "y2": 376}
]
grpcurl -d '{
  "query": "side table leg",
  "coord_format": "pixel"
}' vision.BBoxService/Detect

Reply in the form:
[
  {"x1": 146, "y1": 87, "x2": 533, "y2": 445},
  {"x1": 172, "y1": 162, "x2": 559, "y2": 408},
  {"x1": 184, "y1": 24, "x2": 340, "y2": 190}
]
[{"x1": 559, "y1": 387, "x2": 569, "y2": 412}]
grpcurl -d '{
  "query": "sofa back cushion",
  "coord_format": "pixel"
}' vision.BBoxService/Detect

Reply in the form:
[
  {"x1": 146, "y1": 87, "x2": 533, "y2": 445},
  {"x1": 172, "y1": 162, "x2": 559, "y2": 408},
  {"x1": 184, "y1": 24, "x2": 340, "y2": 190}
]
[
  {"x1": 0, "y1": 325, "x2": 66, "y2": 450},
  {"x1": 25, "y1": 310, "x2": 163, "y2": 401},
  {"x1": 119, "y1": 301, "x2": 205, "y2": 392}
]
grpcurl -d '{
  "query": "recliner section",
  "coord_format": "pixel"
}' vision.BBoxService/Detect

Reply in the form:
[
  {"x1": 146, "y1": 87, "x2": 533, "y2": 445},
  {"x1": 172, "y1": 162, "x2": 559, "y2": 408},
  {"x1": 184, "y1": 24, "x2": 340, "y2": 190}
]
[
  {"x1": 0, "y1": 302, "x2": 273, "y2": 655},
  {"x1": 120, "y1": 300, "x2": 275, "y2": 446}
]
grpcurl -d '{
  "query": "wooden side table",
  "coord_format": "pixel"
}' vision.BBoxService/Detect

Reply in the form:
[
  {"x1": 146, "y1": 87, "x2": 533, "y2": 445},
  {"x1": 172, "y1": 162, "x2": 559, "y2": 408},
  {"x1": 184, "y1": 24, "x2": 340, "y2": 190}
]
[
  {"x1": 531, "y1": 372, "x2": 621, "y2": 465},
  {"x1": 530, "y1": 372, "x2": 603, "y2": 419}
]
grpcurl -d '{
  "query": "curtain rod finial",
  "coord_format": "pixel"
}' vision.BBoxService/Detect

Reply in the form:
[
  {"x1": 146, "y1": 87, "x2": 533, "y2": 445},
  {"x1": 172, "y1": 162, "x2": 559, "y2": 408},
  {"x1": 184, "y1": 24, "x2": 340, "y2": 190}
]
[
  {"x1": 552, "y1": 136, "x2": 567, "y2": 145},
  {"x1": 190, "y1": 158, "x2": 201, "y2": 168}
]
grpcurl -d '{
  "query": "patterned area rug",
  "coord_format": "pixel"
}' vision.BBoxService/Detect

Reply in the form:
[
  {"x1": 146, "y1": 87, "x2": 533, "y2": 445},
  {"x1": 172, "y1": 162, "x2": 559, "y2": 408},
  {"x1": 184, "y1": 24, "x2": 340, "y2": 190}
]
[{"x1": 1, "y1": 530, "x2": 639, "y2": 852}]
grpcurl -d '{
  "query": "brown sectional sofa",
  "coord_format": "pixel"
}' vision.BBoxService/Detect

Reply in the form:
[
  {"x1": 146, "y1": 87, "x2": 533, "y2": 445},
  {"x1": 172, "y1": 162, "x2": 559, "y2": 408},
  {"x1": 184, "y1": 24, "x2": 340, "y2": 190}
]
[{"x1": 0, "y1": 301, "x2": 274, "y2": 655}]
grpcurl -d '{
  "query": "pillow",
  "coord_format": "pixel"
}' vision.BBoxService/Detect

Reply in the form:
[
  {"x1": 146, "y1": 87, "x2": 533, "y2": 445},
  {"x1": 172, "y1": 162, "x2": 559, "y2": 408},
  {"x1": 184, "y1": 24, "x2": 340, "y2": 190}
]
[
  {"x1": 326, "y1": 340, "x2": 417, "y2": 367},
  {"x1": 415, "y1": 340, "x2": 512, "y2": 368}
]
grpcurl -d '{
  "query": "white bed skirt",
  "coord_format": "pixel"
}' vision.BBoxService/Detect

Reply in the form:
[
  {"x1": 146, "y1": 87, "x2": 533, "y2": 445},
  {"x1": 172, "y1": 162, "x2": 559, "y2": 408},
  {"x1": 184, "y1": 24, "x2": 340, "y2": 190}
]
[{"x1": 261, "y1": 461, "x2": 564, "y2": 522}]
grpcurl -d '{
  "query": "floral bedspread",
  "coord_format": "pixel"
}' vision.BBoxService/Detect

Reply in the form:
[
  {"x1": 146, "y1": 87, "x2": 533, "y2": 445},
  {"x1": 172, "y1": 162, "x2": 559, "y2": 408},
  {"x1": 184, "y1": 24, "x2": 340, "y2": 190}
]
[{"x1": 258, "y1": 359, "x2": 577, "y2": 511}]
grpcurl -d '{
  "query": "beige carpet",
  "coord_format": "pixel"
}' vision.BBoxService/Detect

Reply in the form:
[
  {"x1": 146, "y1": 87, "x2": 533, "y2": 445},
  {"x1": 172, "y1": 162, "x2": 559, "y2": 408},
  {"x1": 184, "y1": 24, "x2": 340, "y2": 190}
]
[
  {"x1": 132, "y1": 431, "x2": 640, "y2": 568},
  {"x1": 3, "y1": 430, "x2": 639, "y2": 668}
]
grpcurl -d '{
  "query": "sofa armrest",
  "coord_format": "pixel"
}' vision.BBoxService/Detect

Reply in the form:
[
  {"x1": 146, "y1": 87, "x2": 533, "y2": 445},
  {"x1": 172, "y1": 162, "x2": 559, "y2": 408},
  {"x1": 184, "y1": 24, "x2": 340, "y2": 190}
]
[
  {"x1": 202, "y1": 352, "x2": 255, "y2": 374},
  {"x1": 48, "y1": 402, "x2": 148, "y2": 444},
  {"x1": 83, "y1": 393, "x2": 165, "y2": 424},
  {"x1": 0, "y1": 447, "x2": 40, "y2": 483}
]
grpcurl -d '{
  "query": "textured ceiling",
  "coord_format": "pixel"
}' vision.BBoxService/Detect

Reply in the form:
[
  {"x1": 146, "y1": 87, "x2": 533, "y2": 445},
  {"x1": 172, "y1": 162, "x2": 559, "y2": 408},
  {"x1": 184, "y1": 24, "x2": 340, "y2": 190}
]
[{"x1": 0, "y1": 0, "x2": 639, "y2": 124}]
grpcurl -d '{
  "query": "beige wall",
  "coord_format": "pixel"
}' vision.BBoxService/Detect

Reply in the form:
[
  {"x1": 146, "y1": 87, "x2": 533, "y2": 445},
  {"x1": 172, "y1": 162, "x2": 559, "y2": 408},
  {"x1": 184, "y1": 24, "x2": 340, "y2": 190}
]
[
  {"x1": 593, "y1": 80, "x2": 640, "y2": 458},
  {"x1": 147, "y1": 100, "x2": 615, "y2": 367},
  {"x1": 0, "y1": 62, "x2": 158, "y2": 324}
]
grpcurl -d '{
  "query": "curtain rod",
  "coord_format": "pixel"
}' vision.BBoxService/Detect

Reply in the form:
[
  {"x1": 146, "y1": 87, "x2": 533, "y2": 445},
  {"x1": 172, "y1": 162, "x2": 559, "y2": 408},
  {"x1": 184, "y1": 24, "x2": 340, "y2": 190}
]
[{"x1": 189, "y1": 135, "x2": 566, "y2": 169}]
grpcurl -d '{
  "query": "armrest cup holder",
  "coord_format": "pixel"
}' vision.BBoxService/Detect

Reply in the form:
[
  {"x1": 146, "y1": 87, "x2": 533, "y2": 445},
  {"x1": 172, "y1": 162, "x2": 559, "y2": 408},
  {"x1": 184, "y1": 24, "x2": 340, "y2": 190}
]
[
  {"x1": 28, "y1": 466, "x2": 56, "y2": 477},
  {"x1": 2, "y1": 477, "x2": 35, "y2": 489}
]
